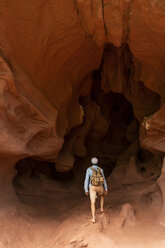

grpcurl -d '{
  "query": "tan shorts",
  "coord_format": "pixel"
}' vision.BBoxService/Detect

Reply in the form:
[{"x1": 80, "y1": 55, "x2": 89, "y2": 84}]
[{"x1": 89, "y1": 185, "x2": 104, "y2": 203}]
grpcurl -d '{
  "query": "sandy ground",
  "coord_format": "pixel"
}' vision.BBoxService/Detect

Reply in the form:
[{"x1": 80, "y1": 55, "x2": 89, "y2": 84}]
[
  {"x1": 0, "y1": 166, "x2": 165, "y2": 248},
  {"x1": 53, "y1": 197, "x2": 165, "y2": 248},
  {"x1": 0, "y1": 194, "x2": 165, "y2": 248}
]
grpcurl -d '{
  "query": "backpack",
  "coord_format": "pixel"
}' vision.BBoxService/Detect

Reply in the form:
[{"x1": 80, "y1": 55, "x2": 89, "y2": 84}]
[{"x1": 90, "y1": 166, "x2": 104, "y2": 186}]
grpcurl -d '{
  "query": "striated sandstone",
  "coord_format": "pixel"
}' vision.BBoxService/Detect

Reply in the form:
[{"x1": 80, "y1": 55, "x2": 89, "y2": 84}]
[{"x1": 0, "y1": 0, "x2": 164, "y2": 191}]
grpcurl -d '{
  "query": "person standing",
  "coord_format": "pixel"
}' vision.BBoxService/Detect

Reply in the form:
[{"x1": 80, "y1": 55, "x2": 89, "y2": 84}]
[{"x1": 84, "y1": 157, "x2": 108, "y2": 223}]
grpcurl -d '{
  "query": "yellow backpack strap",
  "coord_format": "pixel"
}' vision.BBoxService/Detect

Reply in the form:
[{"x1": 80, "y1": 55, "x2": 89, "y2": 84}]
[
  {"x1": 90, "y1": 166, "x2": 96, "y2": 174},
  {"x1": 97, "y1": 167, "x2": 102, "y2": 174}
]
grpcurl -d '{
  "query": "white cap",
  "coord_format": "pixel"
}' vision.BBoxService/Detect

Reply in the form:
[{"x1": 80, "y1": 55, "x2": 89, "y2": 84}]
[{"x1": 91, "y1": 157, "x2": 98, "y2": 164}]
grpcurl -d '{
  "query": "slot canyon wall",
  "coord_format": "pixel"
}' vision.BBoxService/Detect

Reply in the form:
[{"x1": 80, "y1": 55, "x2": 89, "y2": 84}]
[{"x1": 0, "y1": 0, "x2": 165, "y2": 224}]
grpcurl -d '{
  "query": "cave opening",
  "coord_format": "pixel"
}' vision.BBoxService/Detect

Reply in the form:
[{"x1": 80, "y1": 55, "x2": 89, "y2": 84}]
[
  {"x1": 1, "y1": 1, "x2": 165, "y2": 247},
  {"x1": 13, "y1": 43, "x2": 163, "y2": 209}
]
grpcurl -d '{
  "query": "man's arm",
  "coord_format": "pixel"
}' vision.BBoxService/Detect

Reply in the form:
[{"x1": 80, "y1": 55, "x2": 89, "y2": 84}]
[
  {"x1": 84, "y1": 168, "x2": 90, "y2": 194},
  {"x1": 102, "y1": 170, "x2": 108, "y2": 192}
]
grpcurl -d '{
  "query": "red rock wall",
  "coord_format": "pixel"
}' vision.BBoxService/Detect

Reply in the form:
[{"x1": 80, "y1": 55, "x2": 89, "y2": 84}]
[
  {"x1": 0, "y1": 0, "x2": 165, "y2": 170},
  {"x1": 0, "y1": 0, "x2": 103, "y2": 163}
]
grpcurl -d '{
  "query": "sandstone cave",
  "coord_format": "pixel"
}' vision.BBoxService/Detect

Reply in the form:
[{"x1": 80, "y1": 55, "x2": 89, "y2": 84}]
[{"x1": 0, "y1": 1, "x2": 165, "y2": 248}]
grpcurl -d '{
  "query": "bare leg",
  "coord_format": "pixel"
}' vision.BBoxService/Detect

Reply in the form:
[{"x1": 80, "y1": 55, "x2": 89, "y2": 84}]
[
  {"x1": 100, "y1": 195, "x2": 104, "y2": 212},
  {"x1": 91, "y1": 201, "x2": 96, "y2": 223}
]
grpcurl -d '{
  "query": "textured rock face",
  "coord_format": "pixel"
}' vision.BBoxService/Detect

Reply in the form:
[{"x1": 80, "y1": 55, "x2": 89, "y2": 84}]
[
  {"x1": 158, "y1": 158, "x2": 165, "y2": 225},
  {"x1": 1, "y1": 4, "x2": 165, "y2": 248},
  {"x1": 0, "y1": 55, "x2": 63, "y2": 160},
  {"x1": 0, "y1": 0, "x2": 165, "y2": 208},
  {"x1": 129, "y1": 0, "x2": 165, "y2": 97},
  {"x1": 0, "y1": 0, "x2": 103, "y2": 162}
]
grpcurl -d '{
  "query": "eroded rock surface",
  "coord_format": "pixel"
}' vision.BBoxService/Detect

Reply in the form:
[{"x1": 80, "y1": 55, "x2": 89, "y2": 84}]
[
  {"x1": 0, "y1": 0, "x2": 164, "y2": 166},
  {"x1": 158, "y1": 158, "x2": 165, "y2": 226},
  {"x1": 0, "y1": 0, "x2": 164, "y2": 225},
  {"x1": 0, "y1": 2, "x2": 165, "y2": 248}
]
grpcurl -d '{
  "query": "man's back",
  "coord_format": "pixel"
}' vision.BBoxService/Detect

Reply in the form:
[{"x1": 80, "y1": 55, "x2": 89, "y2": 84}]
[{"x1": 84, "y1": 164, "x2": 108, "y2": 193}]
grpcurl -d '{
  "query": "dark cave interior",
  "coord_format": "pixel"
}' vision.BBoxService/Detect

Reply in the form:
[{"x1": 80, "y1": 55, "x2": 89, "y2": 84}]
[{"x1": 13, "y1": 43, "x2": 163, "y2": 207}]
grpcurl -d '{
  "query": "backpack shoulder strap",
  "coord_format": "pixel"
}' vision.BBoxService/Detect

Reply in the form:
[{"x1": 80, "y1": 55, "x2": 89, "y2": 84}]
[
  {"x1": 90, "y1": 167, "x2": 97, "y2": 174},
  {"x1": 97, "y1": 167, "x2": 102, "y2": 173}
]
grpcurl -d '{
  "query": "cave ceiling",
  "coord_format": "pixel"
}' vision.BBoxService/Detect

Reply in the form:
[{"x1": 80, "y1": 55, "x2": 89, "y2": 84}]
[{"x1": 0, "y1": 0, "x2": 164, "y2": 173}]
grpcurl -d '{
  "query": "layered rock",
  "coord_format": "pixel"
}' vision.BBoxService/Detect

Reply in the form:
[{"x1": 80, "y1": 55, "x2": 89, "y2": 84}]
[
  {"x1": 0, "y1": 0, "x2": 164, "y2": 212},
  {"x1": 158, "y1": 158, "x2": 165, "y2": 226},
  {"x1": 0, "y1": 54, "x2": 63, "y2": 160},
  {"x1": 0, "y1": 0, "x2": 103, "y2": 164}
]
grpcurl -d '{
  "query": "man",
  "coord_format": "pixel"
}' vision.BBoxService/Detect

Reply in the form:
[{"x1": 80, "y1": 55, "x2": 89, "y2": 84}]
[{"x1": 84, "y1": 157, "x2": 108, "y2": 223}]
